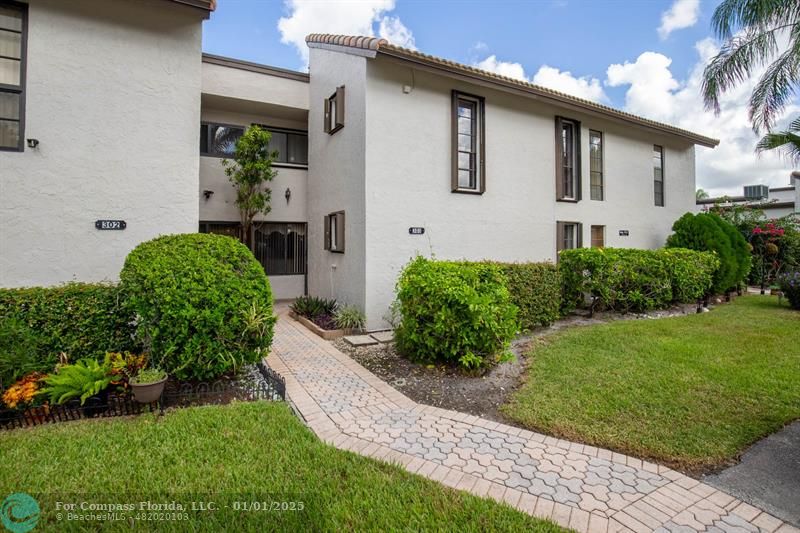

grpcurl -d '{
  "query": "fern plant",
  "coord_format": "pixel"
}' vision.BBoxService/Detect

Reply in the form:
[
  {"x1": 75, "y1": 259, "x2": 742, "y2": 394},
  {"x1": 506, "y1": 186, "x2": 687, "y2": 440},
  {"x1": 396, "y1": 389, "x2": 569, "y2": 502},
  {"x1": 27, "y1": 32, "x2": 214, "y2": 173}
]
[{"x1": 40, "y1": 358, "x2": 114, "y2": 405}]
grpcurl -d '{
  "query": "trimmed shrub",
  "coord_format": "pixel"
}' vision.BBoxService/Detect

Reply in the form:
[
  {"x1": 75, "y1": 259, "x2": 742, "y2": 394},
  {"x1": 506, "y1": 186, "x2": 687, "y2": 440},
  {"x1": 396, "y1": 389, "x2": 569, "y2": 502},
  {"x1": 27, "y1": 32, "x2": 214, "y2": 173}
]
[
  {"x1": 658, "y1": 248, "x2": 720, "y2": 303},
  {"x1": 666, "y1": 212, "x2": 750, "y2": 293},
  {"x1": 395, "y1": 257, "x2": 517, "y2": 370},
  {"x1": 489, "y1": 262, "x2": 561, "y2": 330},
  {"x1": 778, "y1": 271, "x2": 800, "y2": 310},
  {"x1": 120, "y1": 234, "x2": 275, "y2": 381},
  {"x1": 560, "y1": 248, "x2": 717, "y2": 313},
  {"x1": 560, "y1": 248, "x2": 673, "y2": 313},
  {"x1": 0, "y1": 283, "x2": 136, "y2": 386}
]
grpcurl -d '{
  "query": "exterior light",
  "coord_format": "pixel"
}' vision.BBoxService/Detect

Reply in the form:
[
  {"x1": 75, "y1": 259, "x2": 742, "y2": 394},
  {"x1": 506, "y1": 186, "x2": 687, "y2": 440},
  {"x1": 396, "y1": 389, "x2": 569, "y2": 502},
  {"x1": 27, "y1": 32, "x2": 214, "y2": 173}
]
[{"x1": 285, "y1": 187, "x2": 291, "y2": 203}]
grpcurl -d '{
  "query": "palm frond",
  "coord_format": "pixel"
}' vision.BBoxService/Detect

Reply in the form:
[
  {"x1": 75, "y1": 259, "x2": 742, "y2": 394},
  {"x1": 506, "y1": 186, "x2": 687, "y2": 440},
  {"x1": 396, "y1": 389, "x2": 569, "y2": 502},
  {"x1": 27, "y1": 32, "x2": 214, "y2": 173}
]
[
  {"x1": 756, "y1": 127, "x2": 800, "y2": 164},
  {"x1": 712, "y1": 0, "x2": 800, "y2": 39},
  {"x1": 702, "y1": 28, "x2": 780, "y2": 114},
  {"x1": 748, "y1": 42, "x2": 800, "y2": 132}
]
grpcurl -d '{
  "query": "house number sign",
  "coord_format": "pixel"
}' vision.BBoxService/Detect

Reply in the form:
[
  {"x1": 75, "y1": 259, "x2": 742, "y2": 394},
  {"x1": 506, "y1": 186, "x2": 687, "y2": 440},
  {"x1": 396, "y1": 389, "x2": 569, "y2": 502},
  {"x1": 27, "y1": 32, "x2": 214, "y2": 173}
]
[
  {"x1": 95, "y1": 220, "x2": 126, "y2": 230},
  {"x1": 619, "y1": 230, "x2": 630, "y2": 236},
  {"x1": 408, "y1": 227, "x2": 425, "y2": 235}
]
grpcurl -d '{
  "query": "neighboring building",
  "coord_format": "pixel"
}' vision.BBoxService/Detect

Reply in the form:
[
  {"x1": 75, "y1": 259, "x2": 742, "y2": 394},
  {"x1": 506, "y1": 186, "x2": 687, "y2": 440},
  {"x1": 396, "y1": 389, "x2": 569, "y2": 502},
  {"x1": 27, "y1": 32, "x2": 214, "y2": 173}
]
[
  {"x1": 696, "y1": 174, "x2": 800, "y2": 218},
  {"x1": 1, "y1": 10, "x2": 720, "y2": 329}
]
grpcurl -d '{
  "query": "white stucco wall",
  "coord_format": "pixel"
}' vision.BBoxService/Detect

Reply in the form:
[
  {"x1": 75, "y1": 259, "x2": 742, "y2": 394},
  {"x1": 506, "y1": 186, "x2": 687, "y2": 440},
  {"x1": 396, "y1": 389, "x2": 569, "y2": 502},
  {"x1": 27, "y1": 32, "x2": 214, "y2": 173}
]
[
  {"x1": 306, "y1": 47, "x2": 368, "y2": 311},
  {"x1": 0, "y1": 0, "x2": 203, "y2": 287},
  {"x1": 362, "y1": 57, "x2": 698, "y2": 328},
  {"x1": 202, "y1": 60, "x2": 309, "y2": 111}
]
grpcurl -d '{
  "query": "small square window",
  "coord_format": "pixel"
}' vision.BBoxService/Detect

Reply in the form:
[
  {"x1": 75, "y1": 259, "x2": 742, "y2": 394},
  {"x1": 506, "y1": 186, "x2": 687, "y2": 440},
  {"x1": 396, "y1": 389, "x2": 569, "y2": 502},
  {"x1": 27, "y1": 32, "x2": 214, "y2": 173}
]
[{"x1": 591, "y1": 225, "x2": 605, "y2": 248}]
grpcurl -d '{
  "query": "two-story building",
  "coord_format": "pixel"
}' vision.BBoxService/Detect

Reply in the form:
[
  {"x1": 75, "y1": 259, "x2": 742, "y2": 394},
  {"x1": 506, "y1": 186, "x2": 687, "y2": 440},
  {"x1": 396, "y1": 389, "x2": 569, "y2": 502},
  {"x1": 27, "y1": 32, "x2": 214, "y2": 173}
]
[{"x1": 0, "y1": 1, "x2": 719, "y2": 329}]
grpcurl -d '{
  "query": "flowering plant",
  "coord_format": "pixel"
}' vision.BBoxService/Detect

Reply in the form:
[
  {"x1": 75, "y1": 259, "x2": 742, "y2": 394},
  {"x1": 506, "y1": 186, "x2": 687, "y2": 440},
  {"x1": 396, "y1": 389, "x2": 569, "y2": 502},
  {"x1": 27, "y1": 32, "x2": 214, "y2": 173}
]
[
  {"x1": 2, "y1": 372, "x2": 46, "y2": 409},
  {"x1": 777, "y1": 271, "x2": 800, "y2": 310}
]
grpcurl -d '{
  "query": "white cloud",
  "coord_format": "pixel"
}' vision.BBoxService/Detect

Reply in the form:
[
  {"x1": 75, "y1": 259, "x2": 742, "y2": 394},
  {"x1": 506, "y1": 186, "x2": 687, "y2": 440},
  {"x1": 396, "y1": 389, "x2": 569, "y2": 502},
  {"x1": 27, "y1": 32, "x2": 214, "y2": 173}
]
[
  {"x1": 473, "y1": 56, "x2": 607, "y2": 103},
  {"x1": 658, "y1": 0, "x2": 700, "y2": 39},
  {"x1": 606, "y1": 39, "x2": 798, "y2": 195},
  {"x1": 532, "y1": 65, "x2": 608, "y2": 103},
  {"x1": 474, "y1": 55, "x2": 528, "y2": 81},
  {"x1": 277, "y1": 0, "x2": 415, "y2": 67}
]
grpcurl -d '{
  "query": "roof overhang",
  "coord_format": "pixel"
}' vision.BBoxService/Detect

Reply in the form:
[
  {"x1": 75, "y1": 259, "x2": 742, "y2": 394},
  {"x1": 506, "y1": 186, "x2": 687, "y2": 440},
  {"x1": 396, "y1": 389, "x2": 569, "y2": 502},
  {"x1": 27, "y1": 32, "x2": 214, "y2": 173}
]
[{"x1": 165, "y1": 0, "x2": 215, "y2": 18}]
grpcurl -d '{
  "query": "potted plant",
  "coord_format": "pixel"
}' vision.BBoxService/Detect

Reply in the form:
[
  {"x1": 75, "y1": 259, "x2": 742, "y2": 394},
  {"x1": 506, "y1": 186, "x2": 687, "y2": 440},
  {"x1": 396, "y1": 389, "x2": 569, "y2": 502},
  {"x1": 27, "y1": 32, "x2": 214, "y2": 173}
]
[
  {"x1": 129, "y1": 368, "x2": 167, "y2": 404},
  {"x1": 40, "y1": 359, "x2": 115, "y2": 417}
]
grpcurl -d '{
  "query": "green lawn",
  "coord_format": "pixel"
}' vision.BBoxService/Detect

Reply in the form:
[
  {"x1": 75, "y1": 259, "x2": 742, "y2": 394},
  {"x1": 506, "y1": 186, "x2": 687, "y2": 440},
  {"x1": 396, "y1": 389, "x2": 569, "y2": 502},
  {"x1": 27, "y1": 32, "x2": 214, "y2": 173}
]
[
  {"x1": 503, "y1": 295, "x2": 800, "y2": 472},
  {"x1": 0, "y1": 401, "x2": 561, "y2": 532}
]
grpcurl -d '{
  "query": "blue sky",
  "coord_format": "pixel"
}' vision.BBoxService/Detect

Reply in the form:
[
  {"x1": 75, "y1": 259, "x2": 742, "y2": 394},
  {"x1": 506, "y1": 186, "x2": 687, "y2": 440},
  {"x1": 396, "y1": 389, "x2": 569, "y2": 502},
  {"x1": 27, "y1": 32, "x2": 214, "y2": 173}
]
[{"x1": 203, "y1": 0, "x2": 798, "y2": 195}]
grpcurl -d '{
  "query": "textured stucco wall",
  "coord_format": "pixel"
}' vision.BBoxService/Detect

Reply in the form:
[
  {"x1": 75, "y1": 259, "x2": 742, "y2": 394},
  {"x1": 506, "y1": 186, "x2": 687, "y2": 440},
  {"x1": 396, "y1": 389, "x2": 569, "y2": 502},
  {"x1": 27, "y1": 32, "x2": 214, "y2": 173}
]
[
  {"x1": 0, "y1": 0, "x2": 203, "y2": 287},
  {"x1": 306, "y1": 47, "x2": 368, "y2": 312},
  {"x1": 202, "y1": 61, "x2": 309, "y2": 111},
  {"x1": 363, "y1": 57, "x2": 697, "y2": 328}
]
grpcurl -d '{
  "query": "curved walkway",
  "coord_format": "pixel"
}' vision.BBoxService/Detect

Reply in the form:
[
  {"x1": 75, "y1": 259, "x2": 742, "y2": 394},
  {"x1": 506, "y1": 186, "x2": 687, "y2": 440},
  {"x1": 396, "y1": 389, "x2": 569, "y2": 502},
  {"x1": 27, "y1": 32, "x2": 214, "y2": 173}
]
[{"x1": 266, "y1": 307, "x2": 797, "y2": 533}]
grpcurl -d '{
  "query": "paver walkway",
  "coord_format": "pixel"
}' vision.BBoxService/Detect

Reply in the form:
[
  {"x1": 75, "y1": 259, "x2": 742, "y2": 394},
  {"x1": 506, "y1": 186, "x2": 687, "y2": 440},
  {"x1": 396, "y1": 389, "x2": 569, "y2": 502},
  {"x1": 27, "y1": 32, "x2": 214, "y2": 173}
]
[{"x1": 267, "y1": 307, "x2": 797, "y2": 533}]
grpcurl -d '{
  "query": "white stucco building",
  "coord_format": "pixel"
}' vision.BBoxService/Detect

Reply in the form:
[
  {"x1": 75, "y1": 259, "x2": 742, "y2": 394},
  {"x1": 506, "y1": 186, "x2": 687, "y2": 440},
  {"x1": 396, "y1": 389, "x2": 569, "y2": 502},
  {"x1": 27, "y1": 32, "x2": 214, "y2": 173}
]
[
  {"x1": 696, "y1": 174, "x2": 800, "y2": 219},
  {"x1": 1, "y1": 2, "x2": 721, "y2": 329}
]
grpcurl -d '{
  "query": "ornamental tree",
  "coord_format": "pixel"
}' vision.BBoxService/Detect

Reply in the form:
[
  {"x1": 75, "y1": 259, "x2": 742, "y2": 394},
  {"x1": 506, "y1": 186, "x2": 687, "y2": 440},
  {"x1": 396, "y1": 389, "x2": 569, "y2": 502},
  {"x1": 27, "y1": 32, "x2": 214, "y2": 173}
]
[{"x1": 222, "y1": 125, "x2": 277, "y2": 248}]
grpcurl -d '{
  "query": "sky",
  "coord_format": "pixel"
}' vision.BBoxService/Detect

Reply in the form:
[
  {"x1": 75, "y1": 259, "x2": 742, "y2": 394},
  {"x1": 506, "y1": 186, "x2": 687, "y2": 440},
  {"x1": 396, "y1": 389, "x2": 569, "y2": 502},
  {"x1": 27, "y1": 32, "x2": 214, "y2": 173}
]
[{"x1": 202, "y1": 0, "x2": 799, "y2": 197}]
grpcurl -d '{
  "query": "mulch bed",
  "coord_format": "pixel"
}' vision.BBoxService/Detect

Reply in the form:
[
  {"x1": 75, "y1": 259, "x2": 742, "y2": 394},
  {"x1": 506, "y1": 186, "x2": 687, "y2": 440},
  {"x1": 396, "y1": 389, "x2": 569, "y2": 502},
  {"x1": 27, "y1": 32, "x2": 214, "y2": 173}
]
[{"x1": 334, "y1": 302, "x2": 703, "y2": 424}]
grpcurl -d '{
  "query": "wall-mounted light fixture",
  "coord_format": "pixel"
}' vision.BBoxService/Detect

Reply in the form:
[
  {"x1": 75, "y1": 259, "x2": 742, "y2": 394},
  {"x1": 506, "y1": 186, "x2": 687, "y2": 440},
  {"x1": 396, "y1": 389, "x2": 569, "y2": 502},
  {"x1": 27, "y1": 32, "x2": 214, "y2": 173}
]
[
  {"x1": 285, "y1": 187, "x2": 291, "y2": 203},
  {"x1": 26, "y1": 138, "x2": 39, "y2": 148},
  {"x1": 203, "y1": 190, "x2": 214, "y2": 200}
]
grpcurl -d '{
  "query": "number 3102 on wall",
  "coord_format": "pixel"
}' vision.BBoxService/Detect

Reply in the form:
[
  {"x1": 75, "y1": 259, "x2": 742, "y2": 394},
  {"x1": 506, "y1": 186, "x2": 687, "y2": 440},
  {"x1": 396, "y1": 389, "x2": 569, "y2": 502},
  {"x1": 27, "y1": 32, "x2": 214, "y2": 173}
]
[{"x1": 95, "y1": 220, "x2": 126, "y2": 230}]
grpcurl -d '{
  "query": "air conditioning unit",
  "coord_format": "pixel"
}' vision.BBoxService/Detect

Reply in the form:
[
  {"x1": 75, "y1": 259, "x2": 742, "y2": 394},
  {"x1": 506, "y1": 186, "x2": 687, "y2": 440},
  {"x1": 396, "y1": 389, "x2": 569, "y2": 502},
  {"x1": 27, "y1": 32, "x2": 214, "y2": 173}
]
[{"x1": 743, "y1": 184, "x2": 769, "y2": 200}]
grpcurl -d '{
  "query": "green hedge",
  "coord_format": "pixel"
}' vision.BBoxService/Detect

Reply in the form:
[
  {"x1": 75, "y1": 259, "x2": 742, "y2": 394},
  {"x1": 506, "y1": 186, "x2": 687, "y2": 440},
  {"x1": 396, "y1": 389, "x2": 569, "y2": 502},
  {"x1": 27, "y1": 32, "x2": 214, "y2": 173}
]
[
  {"x1": 0, "y1": 283, "x2": 136, "y2": 387},
  {"x1": 490, "y1": 262, "x2": 561, "y2": 331},
  {"x1": 560, "y1": 248, "x2": 718, "y2": 313},
  {"x1": 120, "y1": 233, "x2": 275, "y2": 381},
  {"x1": 395, "y1": 257, "x2": 517, "y2": 370},
  {"x1": 666, "y1": 212, "x2": 750, "y2": 293}
]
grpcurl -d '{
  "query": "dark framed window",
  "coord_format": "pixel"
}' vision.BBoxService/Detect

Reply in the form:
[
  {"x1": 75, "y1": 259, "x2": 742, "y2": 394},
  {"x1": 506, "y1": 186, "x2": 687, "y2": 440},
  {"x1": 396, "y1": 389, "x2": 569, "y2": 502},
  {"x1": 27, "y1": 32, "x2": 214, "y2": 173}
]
[
  {"x1": 324, "y1": 86, "x2": 345, "y2": 134},
  {"x1": 589, "y1": 130, "x2": 603, "y2": 201},
  {"x1": 200, "y1": 123, "x2": 245, "y2": 157},
  {"x1": 0, "y1": 0, "x2": 27, "y2": 152},
  {"x1": 452, "y1": 91, "x2": 485, "y2": 193},
  {"x1": 253, "y1": 223, "x2": 307, "y2": 275},
  {"x1": 653, "y1": 145, "x2": 664, "y2": 206},
  {"x1": 556, "y1": 221, "x2": 582, "y2": 254},
  {"x1": 324, "y1": 211, "x2": 345, "y2": 253},
  {"x1": 591, "y1": 225, "x2": 605, "y2": 248},
  {"x1": 555, "y1": 117, "x2": 582, "y2": 201},
  {"x1": 254, "y1": 124, "x2": 308, "y2": 166}
]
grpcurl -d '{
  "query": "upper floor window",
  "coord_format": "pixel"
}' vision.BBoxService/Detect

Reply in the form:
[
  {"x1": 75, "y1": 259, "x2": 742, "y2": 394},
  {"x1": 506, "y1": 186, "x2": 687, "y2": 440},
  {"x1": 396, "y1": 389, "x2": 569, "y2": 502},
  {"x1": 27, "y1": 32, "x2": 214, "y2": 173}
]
[
  {"x1": 653, "y1": 145, "x2": 664, "y2": 206},
  {"x1": 324, "y1": 211, "x2": 345, "y2": 253},
  {"x1": 0, "y1": 0, "x2": 27, "y2": 152},
  {"x1": 452, "y1": 91, "x2": 485, "y2": 193},
  {"x1": 556, "y1": 117, "x2": 581, "y2": 201},
  {"x1": 589, "y1": 130, "x2": 604, "y2": 201},
  {"x1": 200, "y1": 123, "x2": 308, "y2": 166},
  {"x1": 324, "y1": 86, "x2": 345, "y2": 134}
]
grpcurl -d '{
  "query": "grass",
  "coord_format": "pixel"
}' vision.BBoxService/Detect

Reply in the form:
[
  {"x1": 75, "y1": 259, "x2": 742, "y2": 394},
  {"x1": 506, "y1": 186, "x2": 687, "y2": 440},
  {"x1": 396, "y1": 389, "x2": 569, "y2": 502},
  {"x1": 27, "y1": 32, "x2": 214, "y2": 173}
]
[
  {"x1": 502, "y1": 295, "x2": 800, "y2": 472},
  {"x1": 0, "y1": 401, "x2": 562, "y2": 532}
]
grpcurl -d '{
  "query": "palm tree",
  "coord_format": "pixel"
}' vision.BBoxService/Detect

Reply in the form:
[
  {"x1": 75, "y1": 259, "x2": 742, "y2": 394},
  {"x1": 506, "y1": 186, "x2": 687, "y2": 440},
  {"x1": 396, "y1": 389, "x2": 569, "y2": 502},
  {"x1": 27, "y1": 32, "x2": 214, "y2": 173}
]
[
  {"x1": 756, "y1": 116, "x2": 800, "y2": 162},
  {"x1": 701, "y1": 0, "x2": 800, "y2": 135},
  {"x1": 696, "y1": 188, "x2": 710, "y2": 200}
]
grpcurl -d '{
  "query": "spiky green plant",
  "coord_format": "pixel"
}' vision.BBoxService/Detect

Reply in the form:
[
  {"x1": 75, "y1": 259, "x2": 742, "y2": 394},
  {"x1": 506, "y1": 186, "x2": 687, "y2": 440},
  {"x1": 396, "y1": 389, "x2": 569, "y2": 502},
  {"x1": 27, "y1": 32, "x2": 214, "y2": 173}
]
[
  {"x1": 333, "y1": 305, "x2": 366, "y2": 331},
  {"x1": 756, "y1": 115, "x2": 800, "y2": 162},
  {"x1": 40, "y1": 359, "x2": 114, "y2": 405}
]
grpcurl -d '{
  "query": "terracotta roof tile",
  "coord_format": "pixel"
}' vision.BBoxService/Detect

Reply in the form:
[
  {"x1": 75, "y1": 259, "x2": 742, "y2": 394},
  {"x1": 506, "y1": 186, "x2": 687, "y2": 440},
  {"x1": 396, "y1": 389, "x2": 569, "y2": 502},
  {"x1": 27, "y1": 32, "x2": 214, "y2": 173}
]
[{"x1": 305, "y1": 33, "x2": 719, "y2": 147}]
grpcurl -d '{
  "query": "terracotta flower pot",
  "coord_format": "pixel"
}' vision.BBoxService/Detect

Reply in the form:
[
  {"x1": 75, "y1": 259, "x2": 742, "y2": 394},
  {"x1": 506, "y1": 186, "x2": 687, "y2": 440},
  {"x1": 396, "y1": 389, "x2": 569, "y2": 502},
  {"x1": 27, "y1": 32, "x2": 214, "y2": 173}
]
[{"x1": 130, "y1": 377, "x2": 167, "y2": 404}]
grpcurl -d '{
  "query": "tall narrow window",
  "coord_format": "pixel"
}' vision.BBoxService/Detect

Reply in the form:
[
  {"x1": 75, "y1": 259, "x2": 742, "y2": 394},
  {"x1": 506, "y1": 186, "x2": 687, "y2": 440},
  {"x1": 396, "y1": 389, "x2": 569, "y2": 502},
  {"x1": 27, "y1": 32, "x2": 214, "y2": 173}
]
[
  {"x1": 0, "y1": 1, "x2": 26, "y2": 151},
  {"x1": 590, "y1": 130, "x2": 603, "y2": 200},
  {"x1": 324, "y1": 211, "x2": 345, "y2": 253},
  {"x1": 555, "y1": 117, "x2": 581, "y2": 201},
  {"x1": 556, "y1": 221, "x2": 583, "y2": 253},
  {"x1": 452, "y1": 91, "x2": 485, "y2": 193},
  {"x1": 591, "y1": 225, "x2": 605, "y2": 248},
  {"x1": 324, "y1": 86, "x2": 345, "y2": 134},
  {"x1": 653, "y1": 145, "x2": 664, "y2": 206}
]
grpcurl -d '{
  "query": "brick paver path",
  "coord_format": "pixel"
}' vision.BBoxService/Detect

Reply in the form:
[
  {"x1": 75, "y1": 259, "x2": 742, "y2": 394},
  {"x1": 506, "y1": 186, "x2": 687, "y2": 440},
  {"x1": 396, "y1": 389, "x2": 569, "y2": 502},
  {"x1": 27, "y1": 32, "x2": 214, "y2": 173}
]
[{"x1": 267, "y1": 306, "x2": 797, "y2": 533}]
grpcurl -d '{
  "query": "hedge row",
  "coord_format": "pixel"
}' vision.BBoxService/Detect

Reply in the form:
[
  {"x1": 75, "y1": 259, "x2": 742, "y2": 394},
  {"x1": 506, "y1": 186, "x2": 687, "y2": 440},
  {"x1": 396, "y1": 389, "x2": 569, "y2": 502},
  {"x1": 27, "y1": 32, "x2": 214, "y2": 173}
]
[
  {"x1": 560, "y1": 248, "x2": 719, "y2": 313},
  {"x1": 490, "y1": 262, "x2": 561, "y2": 331},
  {"x1": 0, "y1": 284, "x2": 137, "y2": 387}
]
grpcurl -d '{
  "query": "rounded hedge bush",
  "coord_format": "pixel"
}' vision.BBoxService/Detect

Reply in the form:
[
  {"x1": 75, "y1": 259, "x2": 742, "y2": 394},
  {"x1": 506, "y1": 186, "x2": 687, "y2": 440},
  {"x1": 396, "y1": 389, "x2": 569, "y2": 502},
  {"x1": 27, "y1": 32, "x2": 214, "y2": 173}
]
[
  {"x1": 666, "y1": 212, "x2": 750, "y2": 293},
  {"x1": 120, "y1": 234, "x2": 275, "y2": 381},
  {"x1": 395, "y1": 257, "x2": 517, "y2": 370}
]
